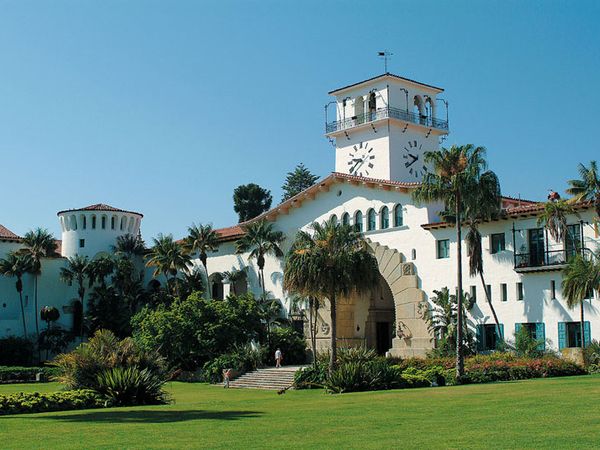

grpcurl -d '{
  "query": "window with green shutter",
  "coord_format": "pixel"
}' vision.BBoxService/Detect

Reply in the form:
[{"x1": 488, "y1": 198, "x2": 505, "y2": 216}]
[{"x1": 558, "y1": 322, "x2": 567, "y2": 350}]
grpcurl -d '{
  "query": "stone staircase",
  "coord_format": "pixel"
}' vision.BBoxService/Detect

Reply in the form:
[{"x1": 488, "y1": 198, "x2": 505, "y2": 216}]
[{"x1": 228, "y1": 366, "x2": 303, "y2": 390}]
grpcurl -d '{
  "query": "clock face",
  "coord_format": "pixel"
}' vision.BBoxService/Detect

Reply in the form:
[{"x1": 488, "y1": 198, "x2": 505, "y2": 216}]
[
  {"x1": 403, "y1": 139, "x2": 429, "y2": 179},
  {"x1": 347, "y1": 141, "x2": 375, "y2": 177}
]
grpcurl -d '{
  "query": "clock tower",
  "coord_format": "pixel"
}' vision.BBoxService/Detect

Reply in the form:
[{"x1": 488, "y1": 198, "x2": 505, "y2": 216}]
[{"x1": 325, "y1": 73, "x2": 449, "y2": 182}]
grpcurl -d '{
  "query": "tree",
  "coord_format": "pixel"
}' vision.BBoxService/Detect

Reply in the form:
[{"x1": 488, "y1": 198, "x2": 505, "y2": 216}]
[
  {"x1": 112, "y1": 233, "x2": 146, "y2": 258},
  {"x1": 236, "y1": 220, "x2": 285, "y2": 298},
  {"x1": 146, "y1": 234, "x2": 191, "y2": 298},
  {"x1": 566, "y1": 161, "x2": 600, "y2": 218},
  {"x1": 462, "y1": 171, "x2": 503, "y2": 341},
  {"x1": 537, "y1": 199, "x2": 578, "y2": 244},
  {"x1": 222, "y1": 267, "x2": 247, "y2": 296},
  {"x1": 413, "y1": 144, "x2": 488, "y2": 380},
  {"x1": 233, "y1": 183, "x2": 272, "y2": 222},
  {"x1": 283, "y1": 219, "x2": 379, "y2": 374},
  {"x1": 185, "y1": 223, "x2": 219, "y2": 278},
  {"x1": 0, "y1": 252, "x2": 32, "y2": 336},
  {"x1": 562, "y1": 253, "x2": 600, "y2": 349},
  {"x1": 281, "y1": 163, "x2": 319, "y2": 202},
  {"x1": 60, "y1": 254, "x2": 93, "y2": 338},
  {"x1": 87, "y1": 255, "x2": 115, "y2": 289},
  {"x1": 20, "y1": 228, "x2": 57, "y2": 348}
]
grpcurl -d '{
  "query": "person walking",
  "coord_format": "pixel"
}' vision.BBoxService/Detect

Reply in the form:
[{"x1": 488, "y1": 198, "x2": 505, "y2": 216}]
[
  {"x1": 223, "y1": 368, "x2": 232, "y2": 388},
  {"x1": 275, "y1": 348, "x2": 283, "y2": 368}
]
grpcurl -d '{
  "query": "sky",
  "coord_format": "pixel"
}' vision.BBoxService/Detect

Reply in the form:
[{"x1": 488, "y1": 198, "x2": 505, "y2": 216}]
[{"x1": 1, "y1": 0, "x2": 599, "y2": 241}]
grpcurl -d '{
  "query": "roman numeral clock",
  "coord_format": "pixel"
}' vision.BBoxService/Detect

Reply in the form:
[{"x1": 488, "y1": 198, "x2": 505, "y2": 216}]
[
  {"x1": 403, "y1": 140, "x2": 429, "y2": 179},
  {"x1": 347, "y1": 142, "x2": 375, "y2": 177}
]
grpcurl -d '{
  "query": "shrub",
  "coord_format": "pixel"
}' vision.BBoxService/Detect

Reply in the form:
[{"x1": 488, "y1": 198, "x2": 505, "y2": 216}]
[
  {"x1": 132, "y1": 293, "x2": 263, "y2": 370},
  {"x1": 267, "y1": 327, "x2": 307, "y2": 366},
  {"x1": 583, "y1": 340, "x2": 600, "y2": 366},
  {"x1": 38, "y1": 327, "x2": 75, "y2": 360},
  {"x1": 0, "y1": 390, "x2": 105, "y2": 416},
  {"x1": 0, "y1": 337, "x2": 34, "y2": 366},
  {"x1": 400, "y1": 366, "x2": 456, "y2": 386},
  {"x1": 325, "y1": 359, "x2": 404, "y2": 393},
  {"x1": 51, "y1": 329, "x2": 169, "y2": 405},
  {"x1": 95, "y1": 366, "x2": 169, "y2": 406},
  {"x1": 0, "y1": 366, "x2": 58, "y2": 383},
  {"x1": 294, "y1": 362, "x2": 328, "y2": 389},
  {"x1": 514, "y1": 327, "x2": 545, "y2": 358},
  {"x1": 201, "y1": 344, "x2": 266, "y2": 383}
]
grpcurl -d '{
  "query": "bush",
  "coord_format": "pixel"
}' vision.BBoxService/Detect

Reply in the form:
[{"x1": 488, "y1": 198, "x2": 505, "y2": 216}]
[
  {"x1": 132, "y1": 293, "x2": 264, "y2": 370},
  {"x1": 514, "y1": 327, "x2": 545, "y2": 358},
  {"x1": 0, "y1": 337, "x2": 34, "y2": 366},
  {"x1": 95, "y1": 366, "x2": 169, "y2": 406},
  {"x1": 0, "y1": 366, "x2": 58, "y2": 383},
  {"x1": 294, "y1": 362, "x2": 328, "y2": 389},
  {"x1": 583, "y1": 340, "x2": 600, "y2": 367},
  {"x1": 201, "y1": 345, "x2": 266, "y2": 383},
  {"x1": 0, "y1": 390, "x2": 105, "y2": 416},
  {"x1": 51, "y1": 329, "x2": 169, "y2": 406},
  {"x1": 325, "y1": 359, "x2": 405, "y2": 393},
  {"x1": 267, "y1": 327, "x2": 306, "y2": 366},
  {"x1": 400, "y1": 366, "x2": 456, "y2": 386},
  {"x1": 38, "y1": 328, "x2": 75, "y2": 360}
]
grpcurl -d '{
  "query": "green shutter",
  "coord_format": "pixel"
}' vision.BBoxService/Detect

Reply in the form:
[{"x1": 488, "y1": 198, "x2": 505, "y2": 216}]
[
  {"x1": 584, "y1": 321, "x2": 591, "y2": 347},
  {"x1": 515, "y1": 323, "x2": 522, "y2": 334},
  {"x1": 476, "y1": 325, "x2": 484, "y2": 352},
  {"x1": 536, "y1": 322, "x2": 546, "y2": 351},
  {"x1": 558, "y1": 322, "x2": 566, "y2": 350},
  {"x1": 496, "y1": 324, "x2": 504, "y2": 346}
]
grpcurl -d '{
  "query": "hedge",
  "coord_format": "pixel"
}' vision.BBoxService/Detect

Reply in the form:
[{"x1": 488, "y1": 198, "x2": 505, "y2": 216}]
[
  {"x1": 0, "y1": 366, "x2": 59, "y2": 383},
  {"x1": 0, "y1": 390, "x2": 106, "y2": 416}
]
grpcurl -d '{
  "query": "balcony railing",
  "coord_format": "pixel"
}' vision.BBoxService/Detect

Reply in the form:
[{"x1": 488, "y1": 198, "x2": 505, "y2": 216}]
[
  {"x1": 325, "y1": 106, "x2": 449, "y2": 134},
  {"x1": 514, "y1": 248, "x2": 590, "y2": 271}
]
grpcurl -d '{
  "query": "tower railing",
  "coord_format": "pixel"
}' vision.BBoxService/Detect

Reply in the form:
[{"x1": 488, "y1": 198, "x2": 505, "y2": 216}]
[{"x1": 326, "y1": 106, "x2": 449, "y2": 133}]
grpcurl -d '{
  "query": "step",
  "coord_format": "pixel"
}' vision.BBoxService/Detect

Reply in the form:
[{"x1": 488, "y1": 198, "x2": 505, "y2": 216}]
[{"x1": 223, "y1": 366, "x2": 307, "y2": 390}]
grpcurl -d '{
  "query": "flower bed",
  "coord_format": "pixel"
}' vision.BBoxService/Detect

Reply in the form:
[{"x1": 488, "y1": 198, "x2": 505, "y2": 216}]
[{"x1": 0, "y1": 390, "x2": 106, "y2": 416}]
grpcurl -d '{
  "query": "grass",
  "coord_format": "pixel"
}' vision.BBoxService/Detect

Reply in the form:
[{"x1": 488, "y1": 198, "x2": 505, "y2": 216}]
[{"x1": 1, "y1": 376, "x2": 600, "y2": 449}]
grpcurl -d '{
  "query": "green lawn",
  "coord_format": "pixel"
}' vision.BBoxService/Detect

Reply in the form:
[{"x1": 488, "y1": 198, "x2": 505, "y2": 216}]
[{"x1": 1, "y1": 376, "x2": 600, "y2": 449}]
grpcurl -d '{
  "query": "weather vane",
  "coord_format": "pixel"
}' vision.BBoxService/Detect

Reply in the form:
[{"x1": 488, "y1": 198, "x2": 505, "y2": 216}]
[{"x1": 378, "y1": 51, "x2": 393, "y2": 73}]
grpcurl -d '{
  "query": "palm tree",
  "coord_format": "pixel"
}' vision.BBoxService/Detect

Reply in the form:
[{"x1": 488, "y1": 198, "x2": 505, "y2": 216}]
[
  {"x1": 413, "y1": 144, "x2": 488, "y2": 379},
  {"x1": 283, "y1": 219, "x2": 379, "y2": 374},
  {"x1": 463, "y1": 171, "x2": 503, "y2": 341},
  {"x1": 0, "y1": 252, "x2": 32, "y2": 336},
  {"x1": 236, "y1": 220, "x2": 285, "y2": 298},
  {"x1": 113, "y1": 233, "x2": 146, "y2": 259},
  {"x1": 60, "y1": 254, "x2": 93, "y2": 339},
  {"x1": 537, "y1": 199, "x2": 578, "y2": 244},
  {"x1": 222, "y1": 267, "x2": 247, "y2": 296},
  {"x1": 146, "y1": 234, "x2": 191, "y2": 298},
  {"x1": 87, "y1": 255, "x2": 115, "y2": 289},
  {"x1": 566, "y1": 161, "x2": 600, "y2": 218},
  {"x1": 185, "y1": 223, "x2": 220, "y2": 274},
  {"x1": 562, "y1": 253, "x2": 600, "y2": 349},
  {"x1": 20, "y1": 228, "x2": 56, "y2": 345}
]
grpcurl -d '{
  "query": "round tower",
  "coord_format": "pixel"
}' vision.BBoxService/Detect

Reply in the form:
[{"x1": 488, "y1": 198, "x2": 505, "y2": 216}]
[{"x1": 57, "y1": 204, "x2": 143, "y2": 259}]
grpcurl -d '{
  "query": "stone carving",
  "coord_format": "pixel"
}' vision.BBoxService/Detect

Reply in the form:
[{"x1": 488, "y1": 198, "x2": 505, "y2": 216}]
[
  {"x1": 396, "y1": 321, "x2": 412, "y2": 339},
  {"x1": 321, "y1": 323, "x2": 330, "y2": 335}
]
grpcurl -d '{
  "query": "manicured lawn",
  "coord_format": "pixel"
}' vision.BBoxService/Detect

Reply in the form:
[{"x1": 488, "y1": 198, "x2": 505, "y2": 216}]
[{"x1": 1, "y1": 376, "x2": 600, "y2": 449}]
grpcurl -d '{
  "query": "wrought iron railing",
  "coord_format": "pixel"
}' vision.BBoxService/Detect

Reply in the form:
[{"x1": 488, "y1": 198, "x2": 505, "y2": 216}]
[
  {"x1": 514, "y1": 247, "x2": 590, "y2": 270},
  {"x1": 325, "y1": 106, "x2": 449, "y2": 133}
]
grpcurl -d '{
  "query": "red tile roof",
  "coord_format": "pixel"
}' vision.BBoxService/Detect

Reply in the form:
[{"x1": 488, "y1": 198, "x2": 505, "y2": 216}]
[
  {"x1": 329, "y1": 73, "x2": 444, "y2": 95},
  {"x1": 57, "y1": 203, "x2": 143, "y2": 217},
  {"x1": 0, "y1": 224, "x2": 21, "y2": 241}
]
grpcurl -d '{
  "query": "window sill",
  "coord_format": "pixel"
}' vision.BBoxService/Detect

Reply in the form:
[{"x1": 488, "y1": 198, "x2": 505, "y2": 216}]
[{"x1": 363, "y1": 225, "x2": 408, "y2": 236}]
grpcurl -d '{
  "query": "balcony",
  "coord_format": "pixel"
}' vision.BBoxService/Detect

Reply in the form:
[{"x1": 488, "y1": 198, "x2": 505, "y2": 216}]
[
  {"x1": 514, "y1": 248, "x2": 589, "y2": 273},
  {"x1": 325, "y1": 106, "x2": 449, "y2": 134}
]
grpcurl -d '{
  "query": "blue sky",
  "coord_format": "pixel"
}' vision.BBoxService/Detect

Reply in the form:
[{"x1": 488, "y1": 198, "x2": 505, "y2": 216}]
[{"x1": 1, "y1": 0, "x2": 599, "y2": 241}]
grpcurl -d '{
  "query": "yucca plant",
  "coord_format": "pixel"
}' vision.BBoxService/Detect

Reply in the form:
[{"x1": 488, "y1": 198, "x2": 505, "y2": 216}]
[{"x1": 96, "y1": 366, "x2": 169, "y2": 406}]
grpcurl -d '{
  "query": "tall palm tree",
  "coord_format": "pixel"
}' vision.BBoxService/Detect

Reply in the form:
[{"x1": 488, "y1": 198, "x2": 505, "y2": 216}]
[
  {"x1": 566, "y1": 161, "x2": 600, "y2": 218},
  {"x1": 537, "y1": 199, "x2": 578, "y2": 244},
  {"x1": 60, "y1": 254, "x2": 93, "y2": 339},
  {"x1": 87, "y1": 255, "x2": 115, "y2": 289},
  {"x1": 463, "y1": 171, "x2": 503, "y2": 340},
  {"x1": 112, "y1": 233, "x2": 146, "y2": 259},
  {"x1": 146, "y1": 234, "x2": 191, "y2": 298},
  {"x1": 562, "y1": 253, "x2": 600, "y2": 349},
  {"x1": 20, "y1": 228, "x2": 56, "y2": 345},
  {"x1": 0, "y1": 252, "x2": 32, "y2": 336},
  {"x1": 236, "y1": 220, "x2": 285, "y2": 298},
  {"x1": 413, "y1": 144, "x2": 488, "y2": 379},
  {"x1": 185, "y1": 223, "x2": 220, "y2": 276},
  {"x1": 283, "y1": 219, "x2": 379, "y2": 374}
]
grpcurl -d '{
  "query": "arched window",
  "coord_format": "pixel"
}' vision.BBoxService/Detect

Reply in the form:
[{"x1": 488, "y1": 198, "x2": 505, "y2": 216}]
[
  {"x1": 81, "y1": 215, "x2": 87, "y2": 230},
  {"x1": 91, "y1": 215, "x2": 97, "y2": 229},
  {"x1": 330, "y1": 214, "x2": 338, "y2": 225},
  {"x1": 342, "y1": 212, "x2": 350, "y2": 226},
  {"x1": 210, "y1": 273, "x2": 225, "y2": 301},
  {"x1": 367, "y1": 208, "x2": 376, "y2": 231},
  {"x1": 101, "y1": 215, "x2": 107, "y2": 230},
  {"x1": 380, "y1": 206, "x2": 389, "y2": 229},
  {"x1": 414, "y1": 95, "x2": 425, "y2": 124},
  {"x1": 394, "y1": 204, "x2": 404, "y2": 227},
  {"x1": 354, "y1": 211, "x2": 363, "y2": 232},
  {"x1": 111, "y1": 216, "x2": 116, "y2": 230},
  {"x1": 128, "y1": 217, "x2": 134, "y2": 232},
  {"x1": 70, "y1": 215, "x2": 77, "y2": 231},
  {"x1": 355, "y1": 96, "x2": 365, "y2": 124},
  {"x1": 120, "y1": 216, "x2": 127, "y2": 231},
  {"x1": 368, "y1": 91, "x2": 377, "y2": 120}
]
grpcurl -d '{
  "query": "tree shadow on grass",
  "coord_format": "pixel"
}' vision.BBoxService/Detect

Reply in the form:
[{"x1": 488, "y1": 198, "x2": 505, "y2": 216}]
[{"x1": 29, "y1": 409, "x2": 263, "y2": 424}]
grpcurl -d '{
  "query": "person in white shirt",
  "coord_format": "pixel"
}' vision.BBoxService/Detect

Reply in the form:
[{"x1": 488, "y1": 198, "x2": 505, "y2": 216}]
[{"x1": 275, "y1": 349, "x2": 283, "y2": 368}]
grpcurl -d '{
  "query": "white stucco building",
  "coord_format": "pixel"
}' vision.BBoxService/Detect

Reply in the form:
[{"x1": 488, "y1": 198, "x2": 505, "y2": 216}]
[{"x1": 1, "y1": 73, "x2": 598, "y2": 358}]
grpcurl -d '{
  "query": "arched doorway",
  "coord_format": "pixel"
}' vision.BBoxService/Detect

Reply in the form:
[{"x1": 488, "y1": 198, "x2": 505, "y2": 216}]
[
  {"x1": 365, "y1": 275, "x2": 395, "y2": 355},
  {"x1": 209, "y1": 273, "x2": 225, "y2": 300}
]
